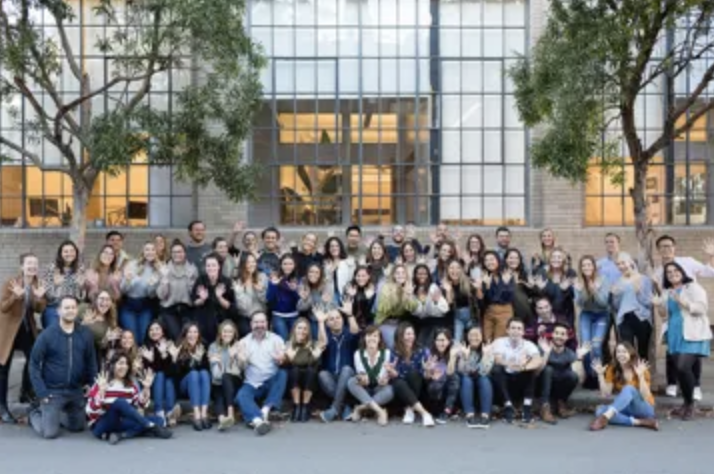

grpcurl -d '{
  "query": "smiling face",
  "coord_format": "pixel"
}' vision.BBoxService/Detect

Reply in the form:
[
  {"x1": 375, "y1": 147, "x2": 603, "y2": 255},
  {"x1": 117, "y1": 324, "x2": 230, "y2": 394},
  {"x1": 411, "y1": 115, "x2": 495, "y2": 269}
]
[
  {"x1": 214, "y1": 240, "x2": 229, "y2": 258},
  {"x1": 434, "y1": 332, "x2": 451, "y2": 354},
  {"x1": 154, "y1": 236, "x2": 166, "y2": 254},
  {"x1": 615, "y1": 344, "x2": 632, "y2": 366},
  {"x1": 535, "y1": 299, "x2": 552, "y2": 320},
  {"x1": 665, "y1": 265, "x2": 684, "y2": 287},
  {"x1": 58, "y1": 297, "x2": 78, "y2": 323},
  {"x1": 99, "y1": 246, "x2": 115, "y2": 266},
  {"x1": 540, "y1": 229, "x2": 555, "y2": 248},
  {"x1": 355, "y1": 268, "x2": 370, "y2": 287},
  {"x1": 394, "y1": 266, "x2": 407, "y2": 285},
  {"x1": 205, "y1": 257, "x2": 220, "y2": 279},
  {"x1": 580, "y1": 258, "x2": 595, "y2": 278},
  {"x1": 505, "y1": 251, "x2": 521, "y2": 270},
  {"x1": 507, "y1": 320, "x2": 525, "y2": 341},
  {"x1": 467, "y1": 327, "x2": 483, "y2": 349},
  {"x1": 186, "y1": 325, "x2": 200, "y2": 346},
  {"x1": 113, "y1": 356, "x2": 130, "y2": 380},
  {"x1": 96, "y1": 291, "x2": 113, "y2": 314},
  {"x1": 370, "y1": 242, "x2": 385, "y2": 261},
  {"x1": 604, "y1": 235, "x2": 620, "y2": 255},
  {"x1": 302, "y1": 233, "x2": 317, "y2": 254},
  {"x1": 263, "y1": 230, "x2": 279, "y2": 251},
  {"x1": 439, "y1": 243, "x2": 452, "y2": 261},
  {"x1": 402, "y1": 243, "x2": 416, "y2": 262},
  {"x1": 496, "y1": 230, "x2": 511, "y2": 249},
  {"x1": 549, "y1": 250, "x2": 565, "y2": 270},
  {"x1": 189, "y1": 222, "x2": 206, "y2": 243},
  {"x1": 392, "y1": 226, "x2": 405, "y2": 243},
  {"x1": 281, "y1": 257, "x2": 295, "y2": 276},
  {"x1": 346, "y1": 229, "x2": 361, "y2": 247},
  {"x1": 120, "y1": 330, "x2": 135, "y2": 350},
  {"x1": 171, "y1": 245, "x2": 186, "y2": 264},
  {"x1": 616, "y1": 256, "x2": 633, "y2": 276},
  {"x1": 21, "y1": 255, "x2": 39, "y2": 278},
  {"x1": 148, "y1": 322, "x2": 164, "y2": 342},
  {"x1": 251, "y1": 313, "x2": 268, "y2": 336},
  {"x1": 307, "y1": 265, "x2": 321, "y2": 285},
  {"x1": 326, "y1": 311, "x2": 344, "y2": 333},
  {"x1": 61, "y1": 244, "x2": 77, "y2": 266},
  {"x1": 328, "y1": 239, "x2": 341, "y2": 258},
  {"x1": 107, "y1": 234, "x2": 123, "y2": 252},
  {"x1": 364, "y1": 329, "x2": 381, "y2": 350},
  {"x1": 657, "y1": 238, "x2": 676, "y2": 261},
  {"x1": 403, "y1": 326, "x2": 416, "y2": 348},
  {"x1": 245, "y1": 254, "x2": 258, "y2": 274},
  {"x1": 143, "y1": 243, "x2": 156, "y2": 262},
  {"x1": 484, "y1": 254, "x2": 499, "y2": 272},
  {"x1": 468, "y1": 236, "x2": 481, "y2": 253},
  {"x1": 447, "y1": 260, "x2": 462, "y2": 281},
  {"x1": 220, "y1": 324, "x2": 236, "y2": 345},
  {"x1": 414, "y1": 266, "x2": 429, "y2": 285},
  {"x1": 294, "y1": 320, "x2": 310, "y2": 343},
  {"x1": 552, "y1": 325, "x2": 568, "y2": 348}
]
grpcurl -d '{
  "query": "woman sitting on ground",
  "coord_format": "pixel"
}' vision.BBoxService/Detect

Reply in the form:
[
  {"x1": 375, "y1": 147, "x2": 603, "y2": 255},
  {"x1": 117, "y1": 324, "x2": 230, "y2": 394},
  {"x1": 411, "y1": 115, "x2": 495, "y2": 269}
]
[
  {"x1": 285, "y1": 316, "x2": 327, "y2": 422},
  {"x1": 456, "y1": 325, "x2": 494, "y2": 429},
  {"x1": 140, "y1": 320, "x2": 178, "y2": 427},
  {"x1": 172, "y1": 323, "x2": 212, "y2": 431},
  {"x1": 208, "y1": 320, "x2": 243, "y2": 431}
]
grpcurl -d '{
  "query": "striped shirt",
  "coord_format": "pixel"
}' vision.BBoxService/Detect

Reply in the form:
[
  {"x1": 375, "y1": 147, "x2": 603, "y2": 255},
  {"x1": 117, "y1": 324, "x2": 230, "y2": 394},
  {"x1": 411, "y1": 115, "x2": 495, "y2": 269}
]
[{"x1": 85, "y1": 380, "x2": 148, "y2": 426}]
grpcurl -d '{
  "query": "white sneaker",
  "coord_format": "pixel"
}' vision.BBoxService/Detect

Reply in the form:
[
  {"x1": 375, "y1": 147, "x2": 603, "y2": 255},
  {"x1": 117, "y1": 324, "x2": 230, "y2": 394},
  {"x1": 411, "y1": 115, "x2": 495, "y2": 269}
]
[
  {"x1": 693, "y1": 387, "x2": 703, "y2": 401},
  {"x1": 261, "y1": 406, "x2": 270, "y2": 421},
  {"x1": 422, "y1": 412, "x2": 435, "y2": 427},
  {"x1": 402, "y1": 408, "x2": 415, "y2": 425},
  {"x1": 665, "y1": 385, "x2": 678, "y2": 398}
]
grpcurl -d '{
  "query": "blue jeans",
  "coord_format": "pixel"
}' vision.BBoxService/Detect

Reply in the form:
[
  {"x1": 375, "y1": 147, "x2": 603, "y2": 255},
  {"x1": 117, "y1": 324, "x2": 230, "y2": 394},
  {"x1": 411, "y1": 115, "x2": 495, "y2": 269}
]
[
  {"x1": 236, "y1": 369, "x2": 288, "y2": 423},
  {"x1": 41, "y1": 304, "x2": 59, "y2": 329},
  {"x1": 180, "y1": 370, "x2": 211, "y2": 408},
  {"x1": 454, "y1": 307, "x2": 472, "y2": 343},
  {"x1": 271, "y1": 316, "x2": 297, "y2": 341},
  {"x1": 119, "y1": 297, "x2": 153, "y2": 346},
  {"x1": 91, "y1": 398, "x2": 162, "y2": 439},
  {"x1": 152, "y1": 371, "x2": 176, "y2": 413},
  {"x1": 595, "y1": 385, "x2": 655, "y2": 426},
  {"x1": 460, "y1": 373, "x2": 493, "y2": 415},
  {"x1": 380, "y1": 322, "x2": 398, "y2": 350},
  {"x1": 579, "y1": 311, "x2": 609, "y2": 359}
]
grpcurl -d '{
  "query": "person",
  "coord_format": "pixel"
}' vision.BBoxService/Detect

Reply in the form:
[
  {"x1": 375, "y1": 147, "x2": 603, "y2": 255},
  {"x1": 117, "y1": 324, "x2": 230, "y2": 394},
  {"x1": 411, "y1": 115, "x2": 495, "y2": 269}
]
[
  {"x1": 285, "y1": 316, "x2": 326, "y2": 422},
  {"x1": 84, "y1": 245, "x2": 121, "y2": 302},
  {"x1": 383, "y1": 225, "x2": 407, "y2": 263},
  {"x1": 86, "y1": 353, "x2": 172, "y2": 444},
  {"x1": 574, "y1": 255, "x2": 610, "y2": 381},
  {"x1": 109, "y1": 330, "x2": 142, "y2": 377},
  {"x1": 347, "y1": 325, "x2": 394, "y2": 426},
  {"x1": 612, "y1": 252, "x2": 653, "y2": 360},
  {"x1": 191, "y1": 253, "x2": 236, "y2": 344},
  {"x1": 258, "y1": 226, "x2": 283, "y2": 277},
  {"x1": 236, "y1": 311, "x2": 288, "y2": 436},
  {"x1": 212, "y1": 237, "x2": 238, "y2": 280},
  {"x1": 533, "y1": 247, "x2": 576, "y2": 328},
  {"x1": 345, "y1": 225, "x2": 368, "y2": 261},
  {"x1": 375, "y1": 265, "x2": 417, "y2": 349},
  {"x1": 29, "y1": 295, "x2": 98, "y2": 439},
  {"x1": 318, "y1": 309, "x2": 359, "y2": 423},
  {"x1": 41, "y1": 240, "x2": 85, "y2": 328},
  {"x1": 538, "y1": 323, "x2": 589, "y2": 424},
  {"x1": 156, "y1": 240, "x2": 199, "y2": 341},
  {"x1": 292, "y1": 232, "x2": 324, "y2": 279},
  {"x1": 653, "y1": 235, "x2": 714, "y2": 400},
  {"x1": 81, "y1": 290, "x2": 121, "y2": 367},
  {"x1": 397, "y1": 241, "x2": 420, "y2": 280},
  {"x1": 172, "y1": 323, "x2": 212, "y2": 431},
  {"x1": 494, "y1": 226, "x2": 512, "y2": 262},
  {"x1": 411, "y1": 263, "x2": 449, "y2": 347},
  {"x1": 596, "y1": 233, "x2": 622, "y2": 285},
  {"x1": 504, "y1": 248, "x2": 536, "y2": 328},
  {"x1": 589, "y1": 342, "x2": 659, "y2": 431},
  {"x1": 491, "y1": 317, "x2": 542, "y2": 424},
  {"x1": 154, "y1": 234, "x2": 168, "y2": 263},
  {"x1": 366, "y1": 239, "x2": 392, "y2": 285},
  {"x1": 297, "y1": 263, "x2": 335, "y2": 337},
  {"x1": 185, "y1": 220, "x2": 212, "y2": 268},
  {"x1": 267, "y1": 254, "x2": 301, "y2": 341},
  {"x1": 477, "y1": 250, "x2": 515, "y2": 342},
  {"x1": 525, "y1": 296, "x2": 576, "y2": 350},
  {"x1": 323, "y1": 236, "x2": 351, "y2": 303},
  {"x1": 423, "y1": 328, "x2": 460, "y2": 424},
  {"x1": 341, "y1": 266, "x2": 377, "y2": 330},
  {"x1": 441, "y1": 259, "x2": 473, "y2": 343},
  {"x1": 139, "y1": 320, "x2": 177, "y2": 427},
  {"x1": 531, "y1": 228, "x2": 557, "y2": 275},
  {"x1": 432, "y1": 239, "x2": 457, "y2": 286},
  {"x1": 120, "y1": 242, "x2": 161, "y2": 346},
  {"x1": 234, "y1": 253, "x2": 268, "y2": 337},
  {"x1": 387, "y1": 322, "x2": 435, "y2": 427},
  {"x1": 653, "y1": 262, "x2": 711, "y2": 420},
  {"x1": 208, "y1": 320, "x2": 242, "y2": 431},
  {"x1": 106, "y1": 231, "x2": 131, "y2": 270},
  {"x1": 463, "y1": 234, "x2": 486, "y2": 281},
  {"x1": 0, "y1": 253, "x2": 47, "y2": 421},
  {"x1": 456, "y1": 326, "x2": 494, "y2": 429}
]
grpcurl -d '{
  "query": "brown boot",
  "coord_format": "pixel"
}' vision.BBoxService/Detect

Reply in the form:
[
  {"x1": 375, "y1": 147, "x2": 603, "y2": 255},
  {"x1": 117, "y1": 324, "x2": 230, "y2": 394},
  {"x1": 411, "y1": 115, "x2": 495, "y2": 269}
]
[
  {"x1": 671, "y1": 404, "x2": 695, "y2": 421},
  {"x1": 636, "y1": 418, "x2": 659, "y2": 431},
  {"x1": 589, "y1": 415, "x2": 609, "y2": 431},
  {"x1": 540, "y1": 404, "x2": 557, "y2": 425},
  {"x1": 557, "y1": 400, "x2": 576, "y2": 419}
]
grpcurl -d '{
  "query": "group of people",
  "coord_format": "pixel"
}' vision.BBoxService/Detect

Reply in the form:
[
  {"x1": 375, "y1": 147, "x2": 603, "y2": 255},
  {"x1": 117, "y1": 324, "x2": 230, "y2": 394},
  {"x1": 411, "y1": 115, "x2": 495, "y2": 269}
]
[{"x1": 0, "y1": 221, "x2": 711, "y2": 443}]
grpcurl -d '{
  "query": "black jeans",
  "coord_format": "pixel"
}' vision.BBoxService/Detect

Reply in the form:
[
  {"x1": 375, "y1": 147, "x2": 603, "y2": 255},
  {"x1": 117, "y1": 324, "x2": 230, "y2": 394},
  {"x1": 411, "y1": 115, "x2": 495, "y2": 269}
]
[
  {"x1": 213, "y1": 373, "x2": 242, "y2": 416},
  {"x1": 392, "y1": 370, "x2": 424, "y2": 408},
  {"x1": 491, "y1": 365, "x2": 537, "y2": 404},
  {"x1": 426, "y1": 373, "x2": 460, "y2": 412},
  {"x1": 539, "y1": 366, "x2": 579, "y2": 404},
  {"x1": 667, "y1": 353, "x2": 701, "y2": 387},
  {"x1": 159, "y1": 304, "x2": 192, "y2": 342},
  {"x1": 673, "y1": 353, "x2": 700, "y2": 405},
  {"x1": 618, "y1": 312, "x2": 652, "y2": 360},
  {"x1": 289, "y1": 366, "x2": 317, "y2": 392},
  {"x1": 0, "y1": 324, "x2": 34, "y2": 407}
]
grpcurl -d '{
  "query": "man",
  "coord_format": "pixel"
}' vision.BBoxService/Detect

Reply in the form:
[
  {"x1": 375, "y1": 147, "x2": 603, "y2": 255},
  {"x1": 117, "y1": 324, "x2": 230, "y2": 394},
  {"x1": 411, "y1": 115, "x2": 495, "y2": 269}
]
[
  {"x1": 106, "y1": 231, "x2": 131, "y2": 270},
  {"x1": 538, "y1": 323, "x2": 588, "y2": 424},
  {"x1": 258, "y1": 227, "x2": 282, "y2": 276},
  {"x1": 185, "y1": 220, "x2": 212, "y2": 267},
  {"x1": 494, "y1": 226, "x2": 512, "y2": 262},
  {"x1": 525, "y1": 297, "x2": 576, "y2": 351},
  {"x1": 318, "y1": 309, "x2": 359, "y2": 423},
  {"x1": 345, "y1": 225, "x2": 367, "y2": 261},
  {"x1": 491, "y1": 318, "x2": 543, "y2": 424},
  {"x1": 384, "y1": 225, "x2": 407, "y2": 263},
  {"x1": 29, "y1": 295, "x2": 97, "y2": 439},
  {"x1": 596, "y1": 233, "x2": 621, "y2": 285},
  {"x1": 653, "y1": 234, "x2": 714, "y2": 400},
  {"x1": 236, "y1": 311, "x2": 288, "y2": 436}
]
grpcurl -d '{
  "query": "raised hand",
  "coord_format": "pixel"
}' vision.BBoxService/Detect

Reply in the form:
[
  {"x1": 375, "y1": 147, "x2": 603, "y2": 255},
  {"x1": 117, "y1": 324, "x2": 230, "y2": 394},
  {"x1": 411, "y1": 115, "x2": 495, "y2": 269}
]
[
  {"x1": 9, "y1": 280, "x2": 25, "y2": 298},
  {"x1": 269, "y1": 271, "x2": 280, "y2": 285},
  {"x1": 33, "y1": 282, "x2": 47, "y2": 299},
  {"x1": 83, "y1": 309, "x2": 98, "y2": 325},
  {"x1": 215, "y1": 283, "x2": 226, "y2": 298},
  {"x1": 502, "y1": 269, "x2": 513, "y2": 284},
  {"x1": 591, "y1": 358, "x2": 607, "y2": 376},
  {"x1": 559, "y1": 277, "x2": 572, "y2": 291},
  {"x1": 228, "y1": 343, "x2": 240, "y2": 361},
  {"x1": 573, "y1": 278, "x2": 584, "y2": 292},
  {"x1": 315, "y1": 309, "x2": 329, "y2": 324},
  {"x1": 703, "y1": 238, "x2": 714, "y2": 257},
  {"x1": 157, "y1": 340, "x2": 169, "y2": 356},
  {"x1": 431, "y1": 286, "x2": 443, "y2": 302},
  {"x1": 538, "y1": 337, "x2": 552, "y2": 354},
  {"x1": 193, "y1": 344, "x2": 206, "y2": 361},
  {"x1": 482, "y1": 273, "x2": 492, "y2": 289},
  {"x1": 534, "y1": 274, "x2": 546, "y2": 290},
  {"x1": 197, "y1": 285, "x2": 209, "y2": 302},
  {"x1": 159, "y1": 263, "x2": 170, "y2": 278},
  {"x1": 53, "y1": 271, "x2": 64, "y2": 286},
  {"x1": 633, "y1": 359, "x2": 650, "y2": 377},
  {"x1": 140, "y1": 346, "x2": 154, "y2": 363},
  {"x1": 75, "y1": 271, "x2": 86, "y2": 287},
  {"x1": 233, "y1": 221, "x2": 246, "y2": 234},
  {"x1": 576, "y1": 342, "x2": 592, "y2": 360},
  {"x1": 140, "y1": 368, "x2": 155, "y2": 388},
  {"x1": 95, "y1": 370, "x2": 110, "y2": 396},
  {"x1": 167, "y1": 342, "x2": 180, "y2": 360}
]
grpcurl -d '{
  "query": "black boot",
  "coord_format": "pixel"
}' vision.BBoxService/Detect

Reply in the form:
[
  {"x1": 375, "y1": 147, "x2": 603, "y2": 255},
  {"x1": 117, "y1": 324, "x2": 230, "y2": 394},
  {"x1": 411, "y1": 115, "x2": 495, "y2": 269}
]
[
  {"x1": 300, "y1": 404, "x2": 311, "y2": 423},
  {"x1": 291, "y1": 404, "x2": 301, "y2": 422}
]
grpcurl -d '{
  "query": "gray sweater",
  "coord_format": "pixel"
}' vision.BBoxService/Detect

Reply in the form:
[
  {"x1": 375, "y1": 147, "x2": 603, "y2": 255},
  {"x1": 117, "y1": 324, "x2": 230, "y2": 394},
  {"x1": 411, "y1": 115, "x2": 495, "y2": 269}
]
[{"x1": 156, "y1": 262, "x2": 199, "y2": 308}]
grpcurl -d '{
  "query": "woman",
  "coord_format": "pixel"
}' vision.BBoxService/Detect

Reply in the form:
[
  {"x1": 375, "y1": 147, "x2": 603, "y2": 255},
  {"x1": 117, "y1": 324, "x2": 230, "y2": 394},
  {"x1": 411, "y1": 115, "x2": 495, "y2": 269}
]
[
  {"x1": 441, "y1": 259, "x2": 473, "y2": 343},
  {"x1": 612, "y1": 252, "x2": 653, "y2": 360},
  {"x1": 534, "y1": 247, "x2": 577, "y2": 327},
  {"x1": 297, "y1": 263, "x2": 335, "y2": 338},
  {"x1": 154, "y1": 234, "x2": 169, "y2": 263},
  {"x1": 208, "y1": 320, "x2": 242, "y2": 431},
  {"x1": 41, "y1": 240, "x2": 85, "y2": 328},
  {"x1": 654, "y1": 262, "x2": 711, "y2": 420},
  {"x1": 234, "y1": 253, "x2": 268, "y2": 337},
  {"x1": 424, "y1": 328, "x2": 460, "y2": 424},
  {"x1": 477, "y1": 251, "x2": 515, "y2": 342},
  {"x1": 172, "y1": 323, "x2": 212, "y2": 431},
  {"x1": 121, "y1": 242, "x2": 161, "y2": 346},
  {"x1": 267, "y1": 254, "x2": 301, "y2": 341},
  {"x1": 285, "y1": 317, "x2": 326, "y2": 422},
  {"x1": 504, "y1": 248, "x2": 536, "y2": 328},
  {"x1": 456, "y1": 326, "x2": 494, "y2": 429},
  {"x1": 411, "y1": 264, "x2": 449, "y2": 348},
  {"x1": 81, "y1": 290, "x2": 121, "y2": 366},
  {"x1": 191, "y1": 253, "x2": 236, "y2": 344},
  {"x1": 589, "y1": 342, "x2": 658, "y2": 431},
  {"x1": 86, "y1": 353, "x2": 172, "y2": 444},
  {"x1": 0, "y1": 253, "x2": 46, "y2": 422},
  {"x1": 157, "y1": 240, "x2": 199, "y2": 341},
  {"x1": 433, "y1": 239, "x2": 457, "y2": 286},
  {"x1": 212, "y1": 237, "x2": 237, "y2": 280},
  {"x1": 84, "y1": 245, "x2": 121, "y2": 303},
  {"x1": 347, "y1": 326, "x2": 394, "y2": 426},
  {"x1": 323, "y1": 236, "x2": 351, "y2": 303},
  {"x1": 375, "y1": 265, "x2": 418, "y2": 350},
  {"x1": 531, "y1": 228, "x2": 557, "y2": 275},
  {"x1": 109, "y1": 330, "x2": 142, "y2": 377},
  {"x1": 341, "y1": 266, "x2": 377, "y2": 330},
  {"x1": 574, "y1": 255, "x2": 610, "y2": 379},
  {"x1": 463, "y1": 234, "x2": 486, "y2": 281},
  {"x1": 398, "y1": 241, "x2": 420, "y2": 280},
  {"x1": 140, "y1": 320, "x2": 178, "y2": 427},
  {"x1": 387, "y1": 322, "x2": 435, "y2": 427},
  {"x1": 366, "y1": 239, "x2": 392, "y2": 286}
]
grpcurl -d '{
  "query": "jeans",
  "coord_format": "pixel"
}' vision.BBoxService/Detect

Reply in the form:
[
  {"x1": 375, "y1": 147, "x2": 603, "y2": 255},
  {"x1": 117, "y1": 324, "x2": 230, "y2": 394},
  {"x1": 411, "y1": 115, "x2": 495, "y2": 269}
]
[
  {"x1": 151, "y1": 371, "x2": 176, "y2": 413},
  {"x1": 236, "y1": 369, "x2": 288, "y2": 423},
  {"x1": 159, "y1": 304, "x2": 192, "y2": 342},
  {"x1": 426, "y1": 373, "x2": 461, "y2": 412},
  {"x1": 595, "y1": 385, "x2": 655, "y2": 426},
  {"x1": 214, "y1": 373, "x2": 242, "y2": 416},
  {"x1": 120, "y1": 297, "x2": 154, "y2": 346},
  {"x1": 579, "y1": 311, "x2": 609, "y2": 360},
  {"x1": 29, "y1": 391, "x2": 86, "y2": 439},
  {"x1": 180, "y1": 370, "x2": 211, "y2": 408},
  {"x1": 271, "y1": 316, "x2": 297, "y2": 341},
  {"x1": 379, "y1": 322, "x2": 398, "y2": 350},
  {"x1": 91, "y1": 398, "x2": 162, "y2": 439},
  {"x1": 392, "y1": 370, "x2": 424, "y2": 408},
  {"x1": 347, "y1": 378, "x2": 394, "y2": 406},
  {"x1": 618, "y1": 312, "x2": 652, "y2": 361},
  {"x1": 460, "y1": 373, "x2": 493, "y2": 415},
  {"x1": 318, "y1": 366, "x2": 355, "y2": 412},
  {"x1": 453, "y1": 307, "x2": 472, "y2": 343},
  {"x1": 539, "y1": 366, "x2": 579, "y2": 403},
  {"x1": 41, "y1": 304, "x2": 59, "y2": 329},
  {"x1": 491, "y1": 365, "x2": 537, "y2": 404}
]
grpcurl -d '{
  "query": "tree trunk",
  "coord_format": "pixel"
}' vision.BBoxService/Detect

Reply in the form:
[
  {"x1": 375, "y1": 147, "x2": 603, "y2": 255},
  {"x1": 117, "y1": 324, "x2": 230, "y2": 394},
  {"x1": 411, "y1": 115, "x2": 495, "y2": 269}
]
[
  {"x1": 630, "y1": 159, "x2": 653, "y2": 271},
  {"x1": 71, "y1": 181, "x2": 89, "y2": 254}
]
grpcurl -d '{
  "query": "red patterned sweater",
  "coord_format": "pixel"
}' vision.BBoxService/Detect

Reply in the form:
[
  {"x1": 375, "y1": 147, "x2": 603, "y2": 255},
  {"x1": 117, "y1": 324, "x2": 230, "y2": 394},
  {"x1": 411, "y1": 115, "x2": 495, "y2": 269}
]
[{"x1": 85, "y1": 380, "x2": 149, "y2": 426}]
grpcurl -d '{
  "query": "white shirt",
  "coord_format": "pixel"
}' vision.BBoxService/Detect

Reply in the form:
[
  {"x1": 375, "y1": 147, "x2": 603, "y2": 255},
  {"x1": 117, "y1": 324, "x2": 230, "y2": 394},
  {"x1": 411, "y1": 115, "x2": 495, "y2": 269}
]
[
  {"x1": 353, "y1": 349, "x2": 391, "y2": 381},
  {"x1": 493, "y1": 337, "x2": 540, "y2": 374},
  {"x1": 239, "y1": 332, "x2": 285, "y2": 388}
]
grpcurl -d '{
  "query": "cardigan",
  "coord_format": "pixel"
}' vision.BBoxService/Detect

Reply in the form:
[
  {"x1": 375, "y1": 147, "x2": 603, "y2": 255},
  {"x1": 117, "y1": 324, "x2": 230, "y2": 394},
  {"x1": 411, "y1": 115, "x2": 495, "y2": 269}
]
[
  {"x1": 654, "y1": 282, "x2": 712, "y2": 342},
  {"x1": 0, "y1": 276, "x2": 46, "y2": 364}
]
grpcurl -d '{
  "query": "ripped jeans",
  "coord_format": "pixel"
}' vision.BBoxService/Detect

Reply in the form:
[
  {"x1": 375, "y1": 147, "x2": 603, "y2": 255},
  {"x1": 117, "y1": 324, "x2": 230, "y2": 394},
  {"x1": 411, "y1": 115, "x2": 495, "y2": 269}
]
[{"x1": 580, "y1": 311, "x2": 609, "y2": 358}]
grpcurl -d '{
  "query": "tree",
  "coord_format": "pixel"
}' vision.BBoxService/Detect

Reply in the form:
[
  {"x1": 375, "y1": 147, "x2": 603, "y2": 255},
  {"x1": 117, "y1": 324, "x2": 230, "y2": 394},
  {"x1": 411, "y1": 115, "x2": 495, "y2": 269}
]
[
  {"x1": 0, "y1": 0, "x2": 265, "y2": 249},
  {"x1": 510, "y1": 0, "x2": 714, "y2": 267}
]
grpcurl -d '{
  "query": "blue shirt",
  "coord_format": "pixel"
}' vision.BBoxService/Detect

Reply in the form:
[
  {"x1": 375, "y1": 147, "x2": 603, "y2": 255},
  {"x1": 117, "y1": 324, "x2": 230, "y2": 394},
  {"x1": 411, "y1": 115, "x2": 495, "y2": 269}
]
[
  {"x1": 612, "y1": 277, "x2": 653, "y2": 324},
  {"x1": 390, "y1": 348, "x2": 429, "y2": 378},
  {"x1": 597, "y1": 256, "x2": 621, "y2": 286}
]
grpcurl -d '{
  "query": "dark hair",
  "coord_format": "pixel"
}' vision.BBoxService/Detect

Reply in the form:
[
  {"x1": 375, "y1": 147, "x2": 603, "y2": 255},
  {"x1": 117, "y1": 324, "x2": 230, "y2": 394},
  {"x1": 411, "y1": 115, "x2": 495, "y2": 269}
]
[
  {"x1": 604, "y1": 232, "x2": 621, "y2": 242},
  {"x1": 552, "y1": 322, "x2": 571, "y2": 334},
  {"x1": 613, "y1": 341, "x2": 639, "y2": 385},
  {"x1": 92, "y1": 244, "x2": 117, "y2": 274},
  {"x1": 394, "y1": 322, "x2": 417, "y2": 359},
  {"x1": 105, "y1": 230, "x2": 124, "y2": 241},
  {"x1": 400, "y1": 241, "x2": 418, "y2": 263},
  {"x1": 107, "y1": 353, "x2": 133, "y2": 387},
  {"x1": 495, "y1": 226, "x2": 510, "y2": 236},
  {"x1": 250, "y1": 311, "x2": 268, "y2": 321},
  {"x1": 345, "y1": 225, "x2": 362, "y2": 236},
  {"x1": 144, "y1": 319, "x2": 167, "y2": 348},
  {"x1": 412, "y1": 263, "x2": 432, "y2": 292},
  {"x1": 359, "y1": 325, "x2": 386, "y2": 350},
  {"x1": 351, "y1": 265, "x2": 373, "y2": 288},
  {"x1": 278, "y1": 254, "x2": 298, "y2": 281},
  {"x1": 304, "y1": 263, "x2": 325, "y2": 290},
  {"x1": 54, "y1": 240, "x2": 80, "y2": 273},
  {"x1": 506, "y1": 317, "x2": 525, "y2": 329},
  {"x1": 656, "y1": 235, "x2": 676, "y2": 248},
  {"x1": 367, "y1": 239, "x2": 389, "y2": 265},
  {"x1": 212, "y1": 237, "x2": 227, "y2": 250},
  {"x1": 465, "y1": 234, "x2": 486, "y2": 265},
  {"x1": 534, "y1": 295, "x2": 552, "y2": 307},
  {"x1": 188, "y1": 220, "x2": 204, "y2": 232},
  {"x1": 262, "y1": 226, "x2": 281, "y2": 239},
  {"x1": 59, "y1": 295, "x2": 79, "y2": 307},
  {"x1": 19, "y1": 252, "x2": 36, "y2": 265},
  {"x1": 430, "y1": 328, "x2": 453, "y2": 362},
  {"x1": 324, "y1": 237, "x2": 347, "y2": 260},
  {"x1": 238, "y1": 252, "x2": 260, "y2": 285},
  {"x1": 482, "y1": 250, "x2": 502, "y2": 275},
  {"x1": 662, "y1": 261, "x2": 693, "y2": 289},
  {"x1": 504, "y1": 248, "x2": 527, "y2": 282},
  {"x1": 203, "y1": 252, "x2": 221, "y2": 270}
]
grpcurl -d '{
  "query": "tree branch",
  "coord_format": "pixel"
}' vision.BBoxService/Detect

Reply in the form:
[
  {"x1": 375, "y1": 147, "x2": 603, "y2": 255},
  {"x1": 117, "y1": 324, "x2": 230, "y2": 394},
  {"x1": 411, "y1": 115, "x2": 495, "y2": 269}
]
[
  {"x1": 54, "y1": 17, "x2": 82, "y2": 81},
  {"x1": 125, "y1": 9, "x2": 164, "y2": 112},
  {"x1": 0, "y1": 136, "x2": 44, "y2": 169}
]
